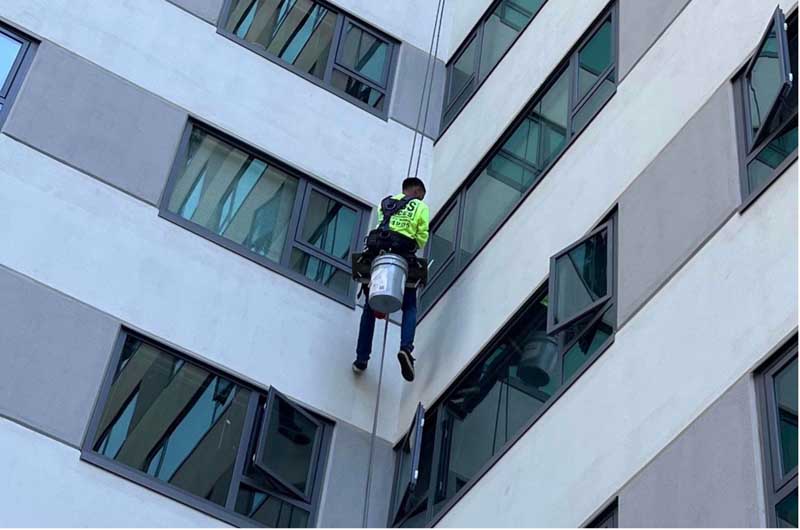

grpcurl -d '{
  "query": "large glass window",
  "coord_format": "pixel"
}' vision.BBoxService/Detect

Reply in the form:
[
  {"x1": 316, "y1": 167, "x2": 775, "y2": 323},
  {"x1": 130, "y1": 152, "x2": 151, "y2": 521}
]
[
  {"x1": 221, "y1": 0, "x2": 396, "y2": 116},
  {"x1": 161, "y1": 122, "x2": 369, "y2": 305},
  {"x1": 756, "y1": 338, "x2": 798, "y2": 528},
  {"x1": 84, "y1": 331, "x2": 331, "y2": 527},
  {"x1": 394, "y1": 217, "x2": 617, "y2": 526},
  {"x1": 442, "y1": 0, "x2": 547, "y2": 130},
  {"x1": 736, "y1": 8, "x2": 797, "y2": 208},
  {"x1": 421, "y1": 8, "x2": 617, "y2": 317},
  {"x1": 0, "y1": 23, "x2": 34, "y2": 122}
]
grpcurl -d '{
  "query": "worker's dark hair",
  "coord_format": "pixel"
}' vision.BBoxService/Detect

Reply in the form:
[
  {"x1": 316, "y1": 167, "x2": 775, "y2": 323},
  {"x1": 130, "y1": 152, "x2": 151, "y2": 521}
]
[{"x1": 402, "y1": 177, "x2": 426, "y2": 194}]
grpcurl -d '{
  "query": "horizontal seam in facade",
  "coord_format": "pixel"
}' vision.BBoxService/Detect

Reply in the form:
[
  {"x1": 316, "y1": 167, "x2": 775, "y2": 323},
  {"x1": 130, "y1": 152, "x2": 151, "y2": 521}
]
[{"x1": 0, "y1": 413, "x2": 79, "y2": 450}]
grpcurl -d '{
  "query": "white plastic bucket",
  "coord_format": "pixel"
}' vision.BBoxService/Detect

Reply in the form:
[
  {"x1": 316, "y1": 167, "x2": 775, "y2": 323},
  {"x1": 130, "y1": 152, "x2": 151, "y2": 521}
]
[{"x1": 369, "y1": 254, "x2": 408, "y2": 313}]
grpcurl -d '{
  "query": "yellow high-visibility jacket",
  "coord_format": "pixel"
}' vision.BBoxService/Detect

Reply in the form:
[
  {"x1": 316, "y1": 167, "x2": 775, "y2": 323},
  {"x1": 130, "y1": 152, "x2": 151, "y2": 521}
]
[{"x1": 376, "y1": 194, "x2": 430, "y2": 249}]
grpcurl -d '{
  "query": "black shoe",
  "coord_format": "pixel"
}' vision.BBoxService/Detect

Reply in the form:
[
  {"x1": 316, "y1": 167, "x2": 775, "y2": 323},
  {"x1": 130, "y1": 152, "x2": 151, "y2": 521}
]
[
  {"x1": 352, "y1": 359, "x2": 368, "y2": 374},
  {"x1": 397, "y1": 349, "x2": 415, "y2": 382}
]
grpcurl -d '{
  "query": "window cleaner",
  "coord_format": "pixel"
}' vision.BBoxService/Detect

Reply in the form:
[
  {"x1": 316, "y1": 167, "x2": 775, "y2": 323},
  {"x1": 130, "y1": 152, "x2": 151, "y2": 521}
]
[{"x1": 350, "y1": 177, "x2": 430, "y2": 382}]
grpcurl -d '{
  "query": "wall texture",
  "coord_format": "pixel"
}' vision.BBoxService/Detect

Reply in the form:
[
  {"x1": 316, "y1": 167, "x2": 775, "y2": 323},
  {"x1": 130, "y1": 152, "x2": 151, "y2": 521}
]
[{"x1": 167, "y1": 0, "x2": 223, "y2": 25}]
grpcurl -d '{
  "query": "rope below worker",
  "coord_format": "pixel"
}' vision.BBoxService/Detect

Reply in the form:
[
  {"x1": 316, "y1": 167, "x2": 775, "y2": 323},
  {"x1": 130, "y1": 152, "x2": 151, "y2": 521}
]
[{"x1": 361, "y1": 0, "x2": 446, "y2": 526}]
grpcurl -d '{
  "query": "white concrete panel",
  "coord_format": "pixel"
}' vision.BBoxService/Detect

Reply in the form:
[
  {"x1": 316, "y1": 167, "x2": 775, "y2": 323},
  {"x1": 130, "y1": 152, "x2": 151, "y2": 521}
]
[
  {"x1": 437, "y1": 163, "x2": 798, "y2": 527},
  {"x1": 409, "y1": 0, "x2": 795, "y2": 431},
  {"x1": 0, "y1": 0, "x2": 431, "y2": 207},
  {"x1": 444, "y1": 0, "x2": 493, "y2": 61},
  {"x1": 0, "y1": 418, "x2": 227, "y2": 527},
  {"x1": 431, "y1": 0, "x2": 607, "y2": 213},
  {"x1": 0, "y1": 136, "x2": 407, "y2": 441}
]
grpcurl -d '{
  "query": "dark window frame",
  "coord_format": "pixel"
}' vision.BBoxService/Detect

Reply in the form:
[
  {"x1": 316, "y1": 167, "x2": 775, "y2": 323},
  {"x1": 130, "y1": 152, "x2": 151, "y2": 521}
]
[
  {"x1": 216, "y1": 0, "x2": 399, "y2": 120},
  {"x1": 439, "y1": 0, "x2": 550, "y2": 135},
  {"x1": 585, "y1": 498, "x2": 618, "y2": 528},
  {"x1": 0, "y1": 22, "x2": 36, "y2": 128},
  {"x1": 733, "y1": 8, "x2": 798, "y2": 212},
  {"x1": 420, "y1": 3, "x2": 618, "y2": 321},
  {"x1": 81, "y1": 328, "x2": 332, "y2": 528},
  {"x1": 158, "y1": 119, "x2": 371, "y2": 308},
  {"x1": 755, "y1": 335, "x2": 798, "y2": 528}
]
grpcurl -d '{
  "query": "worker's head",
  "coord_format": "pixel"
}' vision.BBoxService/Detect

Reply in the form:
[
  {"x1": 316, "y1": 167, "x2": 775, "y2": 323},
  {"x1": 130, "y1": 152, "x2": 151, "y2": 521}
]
[{"x1": 403, "y1": 177, "x2": 427, "y2": 200}]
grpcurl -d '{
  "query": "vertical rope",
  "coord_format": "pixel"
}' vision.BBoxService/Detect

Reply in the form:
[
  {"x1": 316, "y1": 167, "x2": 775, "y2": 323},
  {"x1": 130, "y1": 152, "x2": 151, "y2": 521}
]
[
  {"x1": 362, "y1": 318, "x2": 391, "y2": 528},
  {"x1": 414, "y1": 0, "x2": 446, "y2": 178}
]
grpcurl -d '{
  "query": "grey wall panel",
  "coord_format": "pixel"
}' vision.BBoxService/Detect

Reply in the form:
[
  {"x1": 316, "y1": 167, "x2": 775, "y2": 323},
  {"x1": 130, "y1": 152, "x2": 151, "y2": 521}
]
[
  {"x1": 619, "y1": 0, "x2": 691, "y2": 81},
  {"x1": 617, "y1": 84, "x2": 740, "y2": 325},
  {"x1": 3, "y1": 42, "x2": 187, "y2": 206},
  {"x1": 390, "y1": 43, "x2": 446, "y2": 140},
  {"x1": 317, "y1": 421, "x2": 395, "y2": 527},
  {"x1": 167, "y1": 0, "x2": 224, "y2": 25},
  {"x1": 0, "y1": 266, "x2": 119, "y2": 448},
  {"x1": 617, "y1": 376, "x2": 765, "y2": 527}
]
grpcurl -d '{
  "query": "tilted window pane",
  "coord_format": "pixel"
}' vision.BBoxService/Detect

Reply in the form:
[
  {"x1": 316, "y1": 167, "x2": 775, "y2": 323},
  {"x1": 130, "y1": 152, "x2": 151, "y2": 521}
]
[
  {"x1": 396, "y1": 409, "x2": 437, "y2": 525},
  {"x1": 226, "y1": 0, "x2": 336, "y2": 80},
  {"x1": 776, "y1": 491, "x2": 798, "y2": 528},
  {"x1": 235, "y1": 485, "x2": 310, "y2": 528},
  {"x1": 748, "y1": 19, "x2": 786, "y2": 142},
  {"x1": 339, "y1": 22, "x2": 389, "y2": 86},
  {"x1": 301, "y1": 190, "x2": 358, "y2": 260},
  {"x1": 480, "y1": 0, "x2": 545, "y2": 79},
  {"x1": 774, "y1": 358, "x2": 798, "y2": 475},
  {"x1": 290, "y1": 249, "x2": 351, "y2": 296},
  {"x1": 428, "y1": 206, "x2": 458, "y2": 279},
  {"x1": 93, "y1": 336, "x2": 250, "y2": 506},
  {"x1": 562, "y1": 305, "x2": 615, "y2": 382},
  {"x1": 553, "y1": 228, "x2": 609, "y2": 327},
  {"x1": 573, "y1": 70, "x2": 615, "y2": 133},
  {"x1": 331, "y1": 69, "x2": 385, "y2": 110},
  {"x1": 450, "y1": 37, "x2": 478, "y2": 104},
  {"x1": 747, "y1": 122, "x2": 798, "y2": 192},
  {"x1": 577, "y1": 20, "x2": 612, "y2": 102},
  {"x1": 0, "y1": 32, "x2": 22, "y2": 90},
  {"x1": 167, "y1": 128, "x2": 299, "y2": 263}
]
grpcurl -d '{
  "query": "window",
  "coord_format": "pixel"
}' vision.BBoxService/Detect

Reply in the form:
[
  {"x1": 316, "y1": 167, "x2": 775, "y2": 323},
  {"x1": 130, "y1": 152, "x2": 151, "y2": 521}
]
[
  {"x1": 756, "y1": 337, "x2": 798, "y2": 528},
  {"x1": 735, "y1": 8, "x2": 798, "y2": 209},
  {"x1": 82, "y1": 331, "x2": 331, "y2": 527},
  {"x1": 441, "y1": 0, "x2": 548, "y2": 130},
  {"x1": 586, "y1": 499, "x2": 618, "y2": 528},
  {"x1": 160, "y1": 122, "x2": 369, "y2": 306},
  {"x1": 421, "y1": 5, "x2": 617, "y2": 316},
  {"x1": 0, "y1": 23, "x2": 34, "y2": 125},
  {"x1": 219, "y1": 0, "x2": 397, "y2": 117},
  {"x1": 392, "y1": 218, "x2": 617, "y2": 526}
]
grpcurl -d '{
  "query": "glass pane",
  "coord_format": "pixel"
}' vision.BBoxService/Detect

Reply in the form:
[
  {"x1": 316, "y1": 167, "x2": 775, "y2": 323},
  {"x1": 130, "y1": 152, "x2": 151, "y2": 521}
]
[
  {"x1": 534, "y1": 69, "x2": 569, "y2": 167},
  {"x1": 748, "y1": 18, "x2": 786, "y2": 141},
  {"x1": 777, "y1": 491, "x2": 798, "y2": 528},
  {"x1": 502, "y1": 113, "x2": 543, "y2": 171},
  {"x1": 562, "y1": 305, "x2": 615, "y2": 382},
  {"x1": 577, "y1": 20, "x2": 613, "y2": 102},
  {"x1": 774, "y1": 358, "x2": 798, "y2": 475},
  {"x1": 235, "y1": 485, "x2": 310, "y2": 528},
  {"x1": 573, "y1": 70, "x2": 615, "y2": 133},
  {"x1": 259, "y1": 394, "x2": 321, "y2": 497},
  {"x1": 747, "y1": 121, "x2": 798, "y2": 193},
  {"x1": 167, "y1": 127, "x2": 299, "y2": 263},
  {"x1": 437, "y1": 294, "x2": 551, "y2": 510},
  {"x1": 301, "y1": 190, "x2": 358, "y2": 260},
  {"x1": 395, "y1": 409, "x2": 437, "y2": 526},
  {"x1": 480, "y1": 0, "x2": 545, "y2": 79},
  {"x1": 93, "y1": 336, "x2": 250, "y2": 506},
  {"x1": 225, "y1": 0, "x2": 336, "y2": 80},
  {"x1": 0, "y1": 32, "x2": 22, "y2": 90},
  {"x1": 449, "y1": 37, "x2": 477, "y2": 105},
  {"x1": 420, "y1": 257, "x2": 457, "y2": 313},
  {"x1": 428, "y1": 206, "x2": 458, "y2": 279},
  {"x1": 553, "y1": 228, "x2": 609, "y2": 326},
  {"x1": 331, "y1": 69, "x2": 385, "y2": 110},
  {"x1": 290, "y1": 249, "x2": 351, "y2": 296},
  {"x1": 339, "y1": 22, "x2": 389, "y2": 85}
]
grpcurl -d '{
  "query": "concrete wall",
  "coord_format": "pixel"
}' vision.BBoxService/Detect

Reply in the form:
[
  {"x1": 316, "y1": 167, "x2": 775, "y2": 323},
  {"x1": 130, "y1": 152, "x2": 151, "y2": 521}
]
[
  {"x1": 616, "y1": 375, "x2": 766, "y2": 528},
  {"x1": 390, "y1": 44, "x2": 446, "y2": 140},
  {"x1": 4, "y1": 41, "x2": 186, "y2": 206},
  {"x1": 616, "y1": 83, "x2": 741, "y2": 325},
  {"x1": 166, "y1": 0, "x2": 224, "y2": 25}
]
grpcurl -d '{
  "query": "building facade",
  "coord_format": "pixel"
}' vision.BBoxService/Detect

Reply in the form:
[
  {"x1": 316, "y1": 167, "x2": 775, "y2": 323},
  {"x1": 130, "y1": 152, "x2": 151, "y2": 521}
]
[{"x1": 0, "y1": 0, "x2": 796, "y2": 527}]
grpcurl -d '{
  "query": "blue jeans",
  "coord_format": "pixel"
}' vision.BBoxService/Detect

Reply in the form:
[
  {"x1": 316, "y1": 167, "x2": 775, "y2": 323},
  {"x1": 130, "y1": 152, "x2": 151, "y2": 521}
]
[{"x1": 356, "y1": 287, "x2": 417, "y2": 362}]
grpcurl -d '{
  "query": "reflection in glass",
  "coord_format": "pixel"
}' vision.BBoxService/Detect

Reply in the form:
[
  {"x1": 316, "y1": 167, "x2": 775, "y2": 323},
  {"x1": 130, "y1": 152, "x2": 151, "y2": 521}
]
[
  {"x1": 236, "y1": 485, "x2": 310, "y2": 528},
  {"x1": 748, "y1": 19, "x2": 785, "y2": 141},
  {"x1": 225, "y1": 0, "x2": 336, "y2": 80},
  {"x1": 776, "y1": 491, "x2": 798, "y2": 528},
  {"x1": 301, "y1": 190, "x2": 357, "y2": 260},
  {"x1": 428, "y1": 206, "x2": 458, "y2": 279},
  {"x1": 774, "y1": 358, "x2": 798, "y2": 475},
  {"x1": 573, "y1": 71, "x2": 615, "y2": 133},
  {"x1": 747, "y1": 121, "x2": 798, "y2": 194},
  {"x1": 0, "y1": 32, "x2": 22, "y2": 90},
  {"x1": 395, "y1": 409, "x2": 437, "y2": 525},
  {"x1": 339, "y1": 23, "x2": 388, "y2": 85},
  {"x1": 577, "y1": 20, "x2": 612, "y2": 101},
  {"x1": 562, "y1": 306, "x2": 615, "y2": 382},
  {"x1": 168, "y1": 128, "x2": 299, "y2": 263},
  {"x1": 553, "y1": 228, "x2": 608, "y2": 327},
  {"x1": 290, "y1": 249, "x2": 351, "y2": 296},
  {"x1": 93, "y1": 337, "x2": 250, "y2": 506},
  {"x1": 331, "y1": 69, "x2": 385, "y2": 109},
  {"x1": 420, "y1": 258, "x2": 457, "y2": 314},
  {"x1": 480, "y1": 0, "x2": 545, "y2": 79}
]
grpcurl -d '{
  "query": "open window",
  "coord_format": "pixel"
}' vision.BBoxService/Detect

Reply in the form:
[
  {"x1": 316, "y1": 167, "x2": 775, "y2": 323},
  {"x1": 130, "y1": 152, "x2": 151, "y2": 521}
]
[
  {"x1": 392, "y1": 403, "x2": 430, "y2": 527},
  {"x1": 254, "y1": 388, "x2": 325, "y2": 503},
  {"x1": 547, "y1": 221, "x2": 613, "y2": 334}
]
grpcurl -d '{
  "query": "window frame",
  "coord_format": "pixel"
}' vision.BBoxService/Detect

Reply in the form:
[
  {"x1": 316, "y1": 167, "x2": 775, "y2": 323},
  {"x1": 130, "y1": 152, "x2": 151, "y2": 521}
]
[
  {"x1": 216, "y1": 0, "x2": 398, "y2": 119},
  {"x1": 755, "y1": 336, "x2": 798, "y2": 528},
  {"x1": 81, "y1": 328, "x2": 332, "y2": 528},
  {"x1": 390, "y1": 403, "x2": 427, "y2": 525},
  {"x1": 420, "y1": 3, "x2": 618, "y2": 320},
  {"x1": 0, "y1": 22, "x2": 36, "y2": 128},
  {"x1": 585, "y1": 498, "x2": 618, "y2": 528},
  {"x1": 734, "y1": 8, "x2": 798, "y2": 212},
  {"x1": 440, "y1": 0, "x2": 550, "y2": 134},
  {"x1": 158, "y1": 119, "x2": 371, "y2": 308}
]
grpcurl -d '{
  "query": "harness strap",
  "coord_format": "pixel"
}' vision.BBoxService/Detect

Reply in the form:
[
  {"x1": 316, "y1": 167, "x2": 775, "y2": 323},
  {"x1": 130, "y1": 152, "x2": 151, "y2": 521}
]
[{"x1": 377, "y1": 195, "x2": 414, "y2": 231}]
